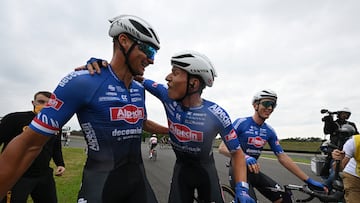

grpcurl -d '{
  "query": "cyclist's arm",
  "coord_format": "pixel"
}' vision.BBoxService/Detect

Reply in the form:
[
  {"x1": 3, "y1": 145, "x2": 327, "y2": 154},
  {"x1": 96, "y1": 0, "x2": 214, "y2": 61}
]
[
  {"x1": 277, "y1": 153, "x2": 309, "y2": 181},
  {"x1": 143, "y1": 119, "x2": 168, "y2": 135},
  {"x1": 218, "y1": 141, "x2": 231, "y2": 158},
  {"x1": 0, "y1": 128, "x2": 50, "y2": 199},
  {"x1": 231, "y1": 148, "x2": 248, "y2": 183}
]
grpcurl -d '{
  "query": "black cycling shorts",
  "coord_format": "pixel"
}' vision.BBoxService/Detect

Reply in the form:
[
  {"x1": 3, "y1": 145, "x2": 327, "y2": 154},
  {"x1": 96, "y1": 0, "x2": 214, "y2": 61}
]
[
  {"x1": 229, "y1": 165, "x2": 282, "y2": 202},
  {"x1": 78, "y1": 163, "x2": 157, "y2": 203},
  {"x1": 168, "y1": 160, "x2": 224, "y2": 203}
]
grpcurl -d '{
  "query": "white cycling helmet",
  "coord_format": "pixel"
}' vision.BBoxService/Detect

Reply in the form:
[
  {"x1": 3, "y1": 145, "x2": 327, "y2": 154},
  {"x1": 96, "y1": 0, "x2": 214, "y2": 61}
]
[
  {"x1": 108, "y1": 15, "x2": 160, "y2": 50},
  {"x1": 252, "y1": 89, "x2": 277, "y2": 104},
  {"x1": 170, "y1": 51, "x2": 217, "y2": 87},
  {"x1": 338, "y1": 107, "x2": 351, "y2": 114},
  {"x1": 337, "y1": 107, "x2": 351, "y2": 119}
]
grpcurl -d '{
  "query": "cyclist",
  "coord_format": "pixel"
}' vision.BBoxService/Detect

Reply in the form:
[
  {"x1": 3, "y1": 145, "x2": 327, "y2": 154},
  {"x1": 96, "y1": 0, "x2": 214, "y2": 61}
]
[
  {"x1": 149, "y1": 134, "x2": 158, "y2": 159},
  {"x1": 332, "y1": 133, "x2": 360, "y2": 202},
  {"x1": 0, "y1": 15, "x2": 168, "y2": 203},
  {"x1": 219, "y1": 89, "x2": 326, "y2": 203},
  {"x1": 83, "y1": 51, "x2": 255, "y2": 203}
]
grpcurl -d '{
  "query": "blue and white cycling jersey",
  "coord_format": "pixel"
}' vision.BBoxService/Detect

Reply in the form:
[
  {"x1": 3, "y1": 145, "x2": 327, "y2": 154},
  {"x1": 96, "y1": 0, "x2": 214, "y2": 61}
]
[
  {"x1": 233, "y1": 117, "x2": 284, "y2": 159},
  {"x1": 29, "y1": 66, "x2": 147, "y2": 171},
  {"x1": 143, "y1": 79, "x2": 241, "y2": 162}
]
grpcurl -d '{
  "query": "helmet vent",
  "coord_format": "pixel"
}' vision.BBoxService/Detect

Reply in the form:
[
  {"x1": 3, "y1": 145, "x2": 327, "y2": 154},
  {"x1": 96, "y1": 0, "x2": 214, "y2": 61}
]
[
  {"x1": 129, "y1": 19, "x2": 152, "y2": 38},
  {"x1": 149, "y1": 28, "x2": 160, "y2": 46},
  {"x1": 171, "y1": 60, "x2": 190, "y2": 67},
  {"x1": 172, "y1": 54, "x2": 194, "y2": 59}
]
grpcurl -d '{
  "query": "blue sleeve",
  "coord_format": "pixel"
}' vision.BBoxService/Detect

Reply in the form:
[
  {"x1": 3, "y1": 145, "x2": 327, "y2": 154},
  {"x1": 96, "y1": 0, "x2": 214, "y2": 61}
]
[
  {"x1": 143, "y1": 79, "x2": 168, "y2": 101},
  {"x1": 30, "y1": 71, "x2": 96, "y2": 136},
  {"x1": 208, "y1": 104, "x2": 241, "y2": 152},
  {"x1": 267, "y1": 126, "x2": 284, "y2": 155}
]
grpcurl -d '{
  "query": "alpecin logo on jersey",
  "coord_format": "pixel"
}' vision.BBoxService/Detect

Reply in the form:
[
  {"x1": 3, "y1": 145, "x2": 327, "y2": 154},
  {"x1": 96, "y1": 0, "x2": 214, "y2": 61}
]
[
  {"x1": 110, "y1": 105, "x2": 144, "y2": 124},
  {"x1": 225, "y1": 129, "x2": 237, "y2": 141},
  {"x1": 168, "y1": 120, "x2": 203, "y2": 142},
  {"x1": 248, "y1": 136, "x2": 266, "y2": 148},
  {"x1": 46, "y1": 94, "x2": 63, "y2": 110},
  {"x1": 208, "y1": 104, "x2": 231, "y2": 128}
]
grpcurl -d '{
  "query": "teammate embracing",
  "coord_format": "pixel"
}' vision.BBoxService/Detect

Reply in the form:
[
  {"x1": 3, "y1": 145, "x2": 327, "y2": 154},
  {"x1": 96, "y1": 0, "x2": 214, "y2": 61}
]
[
  {"x1": 0, "y1": 15, "x2": 168, "y2": 203},
  {"x1": 83, "y1": 51, "x2": 254, "y2": 203}
]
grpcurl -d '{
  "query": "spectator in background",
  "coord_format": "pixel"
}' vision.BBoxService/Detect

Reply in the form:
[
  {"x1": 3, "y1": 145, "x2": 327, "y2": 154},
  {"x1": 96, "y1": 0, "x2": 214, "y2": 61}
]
[
  {"x1": 332, "y1": 134, "x2": 360, "y2": 202},
  {"x1": 0, "y1": 91, "x2": 65, "y2": 203},
  {"x1": 321, "y1": 107, "x2": 358, "y2": 181}
]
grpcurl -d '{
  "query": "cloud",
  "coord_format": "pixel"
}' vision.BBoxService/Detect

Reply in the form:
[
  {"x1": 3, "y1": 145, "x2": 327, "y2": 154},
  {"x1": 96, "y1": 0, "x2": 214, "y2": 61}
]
[{"x1": 1, "y1": 0, "x2": 360, "y2": 139}]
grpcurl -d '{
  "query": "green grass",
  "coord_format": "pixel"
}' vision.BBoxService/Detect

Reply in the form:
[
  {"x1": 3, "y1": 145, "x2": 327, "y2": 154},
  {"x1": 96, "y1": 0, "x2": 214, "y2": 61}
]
[
  {"x1": 28, "y1": 147, "x2": 86, "y2": 203},
  {"x1": 265, "y1": 141, "x2": 322, "y2": 152},
  {"x1": 260, "y1": 153, "x2": 311, "y2": 164}
]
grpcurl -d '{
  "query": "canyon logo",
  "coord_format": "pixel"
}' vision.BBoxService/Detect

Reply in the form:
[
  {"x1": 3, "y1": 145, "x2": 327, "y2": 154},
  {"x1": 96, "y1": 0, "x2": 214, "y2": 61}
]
[{"x1": 110, "y1": 105, "x2": 144, "y2": 124}]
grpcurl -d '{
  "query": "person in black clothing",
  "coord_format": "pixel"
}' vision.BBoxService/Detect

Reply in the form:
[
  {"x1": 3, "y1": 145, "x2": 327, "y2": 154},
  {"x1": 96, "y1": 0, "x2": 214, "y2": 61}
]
[
  {"x1": 0, "y1": 91, "x2": 65, "y2": 203},
  {"x1": 321, "y1": 107, "x2": 358, "y2": 185},
  {"x1": 323, "y1": 107, "x2": 358, "y2": 145}
]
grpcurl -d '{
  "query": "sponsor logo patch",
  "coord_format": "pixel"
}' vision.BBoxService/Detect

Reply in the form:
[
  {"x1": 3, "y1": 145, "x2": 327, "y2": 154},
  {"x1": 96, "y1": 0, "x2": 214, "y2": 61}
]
[
  {"x1": 46, "y1": 94, "x2": 64, "y2": 110},
  {"x1": 225, "y1": 129, "x2": 237, "y2": 141},
  {"x1": 169, "y1": 120, "x2": 203, "y2": 142},
  {"x1": 248, "y1": 136, "x2": 266, "y2": 148},
  {"x1": 110, "y1": 105, "x2": 144, "y2": 124}
]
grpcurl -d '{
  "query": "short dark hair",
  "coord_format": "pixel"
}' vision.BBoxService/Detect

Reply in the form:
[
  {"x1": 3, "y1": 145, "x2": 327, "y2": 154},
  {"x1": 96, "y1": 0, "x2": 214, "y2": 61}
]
[{"x1": 34, "y1": 91, "x2": 52, "y2": 100}]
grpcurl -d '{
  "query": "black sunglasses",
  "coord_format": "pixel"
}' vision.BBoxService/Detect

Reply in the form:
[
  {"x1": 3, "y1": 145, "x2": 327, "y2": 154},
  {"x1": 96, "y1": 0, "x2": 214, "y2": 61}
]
[{"x1": 260, "y1": 101, "x2": 277, "y2": 109}]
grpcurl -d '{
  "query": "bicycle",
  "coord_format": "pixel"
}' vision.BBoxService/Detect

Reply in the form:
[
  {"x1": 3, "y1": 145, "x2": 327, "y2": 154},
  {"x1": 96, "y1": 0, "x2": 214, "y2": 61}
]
[
  {"x1": 268, "y1": 183, "x2": 344, "y2": 203},
  {"x1": 192, "y1": 184, "x2": 235, "y2": 203},
  {"x1": 220, "y1": 162, "x2": 344, "y2": 203},
  {"x1": 150, "y1": 148, "x2": 157, "y2": 161},
  {"x1": 149, "y1": 144, "x2": 157, "y2": 161}
]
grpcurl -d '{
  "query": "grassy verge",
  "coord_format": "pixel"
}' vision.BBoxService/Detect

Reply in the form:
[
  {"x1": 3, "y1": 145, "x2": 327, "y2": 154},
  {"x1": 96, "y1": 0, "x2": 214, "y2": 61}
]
[
  {"x1": 260, "y1": 153, "x2": 311, "y2": 164},
  {"x1": 28, "y1": 147, "x2": 86, "y2": 203}
]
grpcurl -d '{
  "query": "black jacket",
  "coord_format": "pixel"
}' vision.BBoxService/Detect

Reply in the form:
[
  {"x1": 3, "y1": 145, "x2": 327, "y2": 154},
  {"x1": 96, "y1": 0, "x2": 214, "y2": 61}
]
[
  {"x1": 323, "y1": 115, "x2": 358, "y2": 147},
  {"x1": 0, "y1": 111, "x2": 65, "y2": 177}
]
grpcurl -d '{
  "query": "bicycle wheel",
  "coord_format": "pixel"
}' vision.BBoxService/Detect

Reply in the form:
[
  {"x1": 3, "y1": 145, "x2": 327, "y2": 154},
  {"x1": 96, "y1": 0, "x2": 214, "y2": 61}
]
[{"x1": 221, "y1": 184, "x2": 235, "y2": 203}]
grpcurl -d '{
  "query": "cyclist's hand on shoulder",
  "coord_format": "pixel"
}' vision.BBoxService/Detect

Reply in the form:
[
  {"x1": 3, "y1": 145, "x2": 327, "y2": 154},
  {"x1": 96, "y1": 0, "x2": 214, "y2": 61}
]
[
  {"x1": 235, "y1": 182, "x2": 255, "y2": 203},
  {"x1": 305, "y1": 177, "x2": 328, "y2": 192},
  {"x1": 74, "y1": 57, "x2": 108, "y2": 75},
  {"x1": 245, "y1": 155, "x2": 260, "y2": 174}
]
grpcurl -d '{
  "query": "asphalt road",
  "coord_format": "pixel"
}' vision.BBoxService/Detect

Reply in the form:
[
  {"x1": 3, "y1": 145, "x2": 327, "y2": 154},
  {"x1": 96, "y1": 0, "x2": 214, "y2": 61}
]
[{"x1": 67, "y1": 137, "x2": 323, "y2": 203}]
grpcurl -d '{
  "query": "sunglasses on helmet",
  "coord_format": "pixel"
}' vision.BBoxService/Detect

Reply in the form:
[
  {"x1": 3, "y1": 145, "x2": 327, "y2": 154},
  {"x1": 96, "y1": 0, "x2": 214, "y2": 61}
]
[{"x1": 260, "y1": 100, "x2": 277, "y2": 109}]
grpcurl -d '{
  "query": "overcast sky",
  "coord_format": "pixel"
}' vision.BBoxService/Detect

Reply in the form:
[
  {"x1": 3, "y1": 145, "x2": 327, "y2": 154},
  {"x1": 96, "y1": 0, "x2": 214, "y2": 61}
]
[{"x1": 1, "y1": 0, "x2": 360, "y2": 139}]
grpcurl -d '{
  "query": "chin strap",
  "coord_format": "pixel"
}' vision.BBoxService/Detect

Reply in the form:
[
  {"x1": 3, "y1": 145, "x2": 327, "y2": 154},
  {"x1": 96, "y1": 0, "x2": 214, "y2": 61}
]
[{"x1": 116, "y1": 38, "x2": 138, "y2": 76}]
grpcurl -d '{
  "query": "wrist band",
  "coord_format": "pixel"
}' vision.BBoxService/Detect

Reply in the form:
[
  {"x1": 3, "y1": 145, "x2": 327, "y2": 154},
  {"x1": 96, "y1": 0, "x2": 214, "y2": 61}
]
[{"x1": 237, "y1": 181, "x2": 249, "y2": 189}]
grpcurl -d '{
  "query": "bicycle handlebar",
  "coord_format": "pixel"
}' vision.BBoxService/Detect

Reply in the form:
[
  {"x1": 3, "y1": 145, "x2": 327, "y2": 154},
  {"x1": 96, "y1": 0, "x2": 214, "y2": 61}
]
[
  {"x1": 301, "y1": 185, "x2": 344, "y2": 202},
  {"x1": 271, "y1": 184, "x2": 343, "y2": 202}
]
